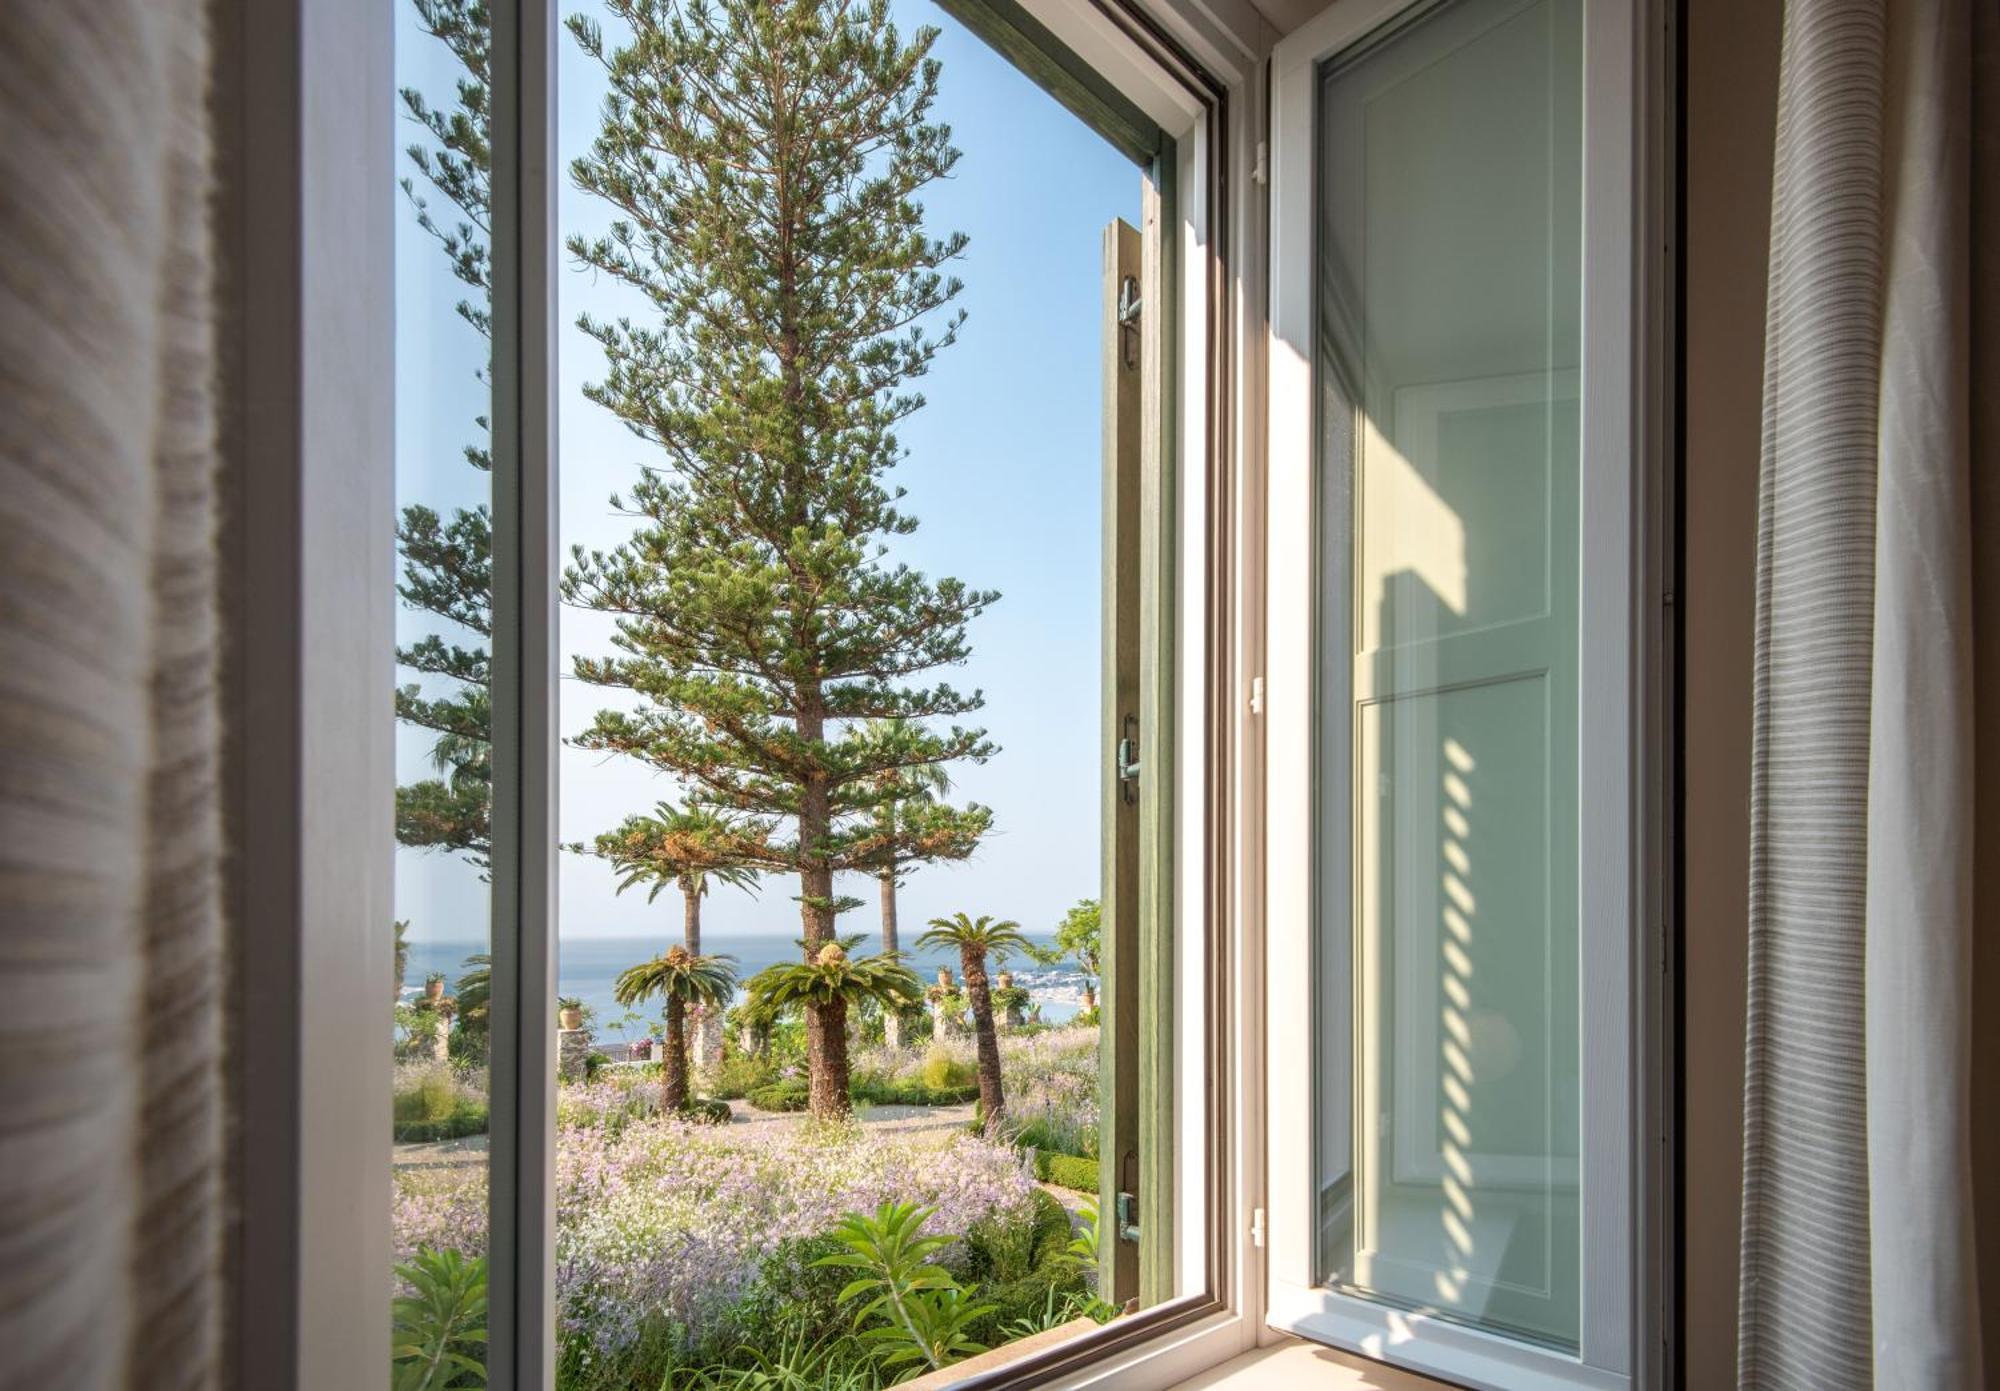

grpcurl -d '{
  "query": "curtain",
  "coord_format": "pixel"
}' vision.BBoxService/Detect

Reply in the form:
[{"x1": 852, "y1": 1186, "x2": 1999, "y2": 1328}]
[
  {"x1": 1740, "y1": 0, "x2": 1989, "y2": 1387},
  {"x1": 0, "y1": 2, "x2": 226, "y2": 1389}
]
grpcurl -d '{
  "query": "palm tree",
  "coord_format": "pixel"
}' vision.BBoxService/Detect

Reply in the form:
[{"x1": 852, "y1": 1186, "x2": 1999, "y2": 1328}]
[
  {"x1": 593, "y1": 802, "x2": 761, "y2": 955},
  {"x1": 591, "y1": 802, "x2": 763, "y2": 1073},
  {"x1": 917, "y1": 913, "x2": 1029, "y2": 1126},
  {"x1": 855, "y1": 719, "x2": 952, "y2": 960},
  {"x1": 613, "y1": 945, "x2": 738, "y2": 1112},
  {"x1": 393, "y1": 919, "x2": 411, "y2": 1001},
  {"x1": 852, "y1": 720, "x2": 988, "y2": 1049},
  {"x1": 744, "y1": 937, "x2": 922, "y2": 1119},
  {"x1": 455, "y1": 952, "x2": 491, "y2": 1042}
]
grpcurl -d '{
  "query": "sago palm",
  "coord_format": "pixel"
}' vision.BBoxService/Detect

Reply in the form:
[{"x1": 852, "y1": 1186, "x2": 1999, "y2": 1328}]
[
  {"x1": 614, "y1": 945, "x2": 737, "y2": 1112},
  {"x1": 917, "y1": 913, "x2": 1028, "y2": 1125},
  {"x1": 592, "y1": 801, "x2": 762, "y2": 954},
  {"x1": 745, "y1": 938, "x2": 922, "y2": 1119}
]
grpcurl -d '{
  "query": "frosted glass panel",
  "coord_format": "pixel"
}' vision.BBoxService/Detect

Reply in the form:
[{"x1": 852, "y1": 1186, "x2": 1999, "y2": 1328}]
[{"x1": 1315, "y1": 0, "x2": 1583, "y2": 1353}]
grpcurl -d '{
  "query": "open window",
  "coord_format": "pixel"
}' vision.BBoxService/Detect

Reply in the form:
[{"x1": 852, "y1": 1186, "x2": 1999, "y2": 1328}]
[
  {"x1": 386, "y1": 0, "x2": 1238, "y2": 1384},
  {"x1": 1264, "y1": 0, "x2": 1667, "y2": 1385}
]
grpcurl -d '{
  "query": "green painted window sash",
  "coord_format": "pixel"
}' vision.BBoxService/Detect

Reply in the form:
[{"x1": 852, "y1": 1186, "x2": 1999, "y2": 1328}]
[{"x1": 1099, "y1": 141, "x2": 1178, "y2": 1308}]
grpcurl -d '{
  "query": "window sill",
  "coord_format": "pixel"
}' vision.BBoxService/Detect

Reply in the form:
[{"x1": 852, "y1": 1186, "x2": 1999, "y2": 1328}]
[
  {"x1": 1168, "y1": 1338, "x2": 1460, "y2": 1390},
  {"x1": 902, "y1": 1318, "x2": 1103, "y2": 1388}
]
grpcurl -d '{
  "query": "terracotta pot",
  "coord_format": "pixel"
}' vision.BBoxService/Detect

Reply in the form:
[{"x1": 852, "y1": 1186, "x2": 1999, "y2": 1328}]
[{"x1": 558, "y1": 1007, "x2": 583, "y2": 1030}]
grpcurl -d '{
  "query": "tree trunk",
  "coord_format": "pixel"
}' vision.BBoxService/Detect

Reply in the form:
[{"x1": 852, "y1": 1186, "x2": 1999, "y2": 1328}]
[
  {"x1": 662, "y1": 994, "x2": 689, "y2": 1113},
  {"x1": 682, "y1": 881, "x2": 701, "y2": 955},
  {"x1": 961, "y1": 945, "x2": 1005, "y2": 1127},
  {"x1": 880, "y1": 870, "x2": 903, "y2": 1049},
  {"x1": 879, "y1": 869, "x2": 899, "y2": 957},
  {"x1": 807, "y1": 994, "x2": 851, "y2": 1119}
]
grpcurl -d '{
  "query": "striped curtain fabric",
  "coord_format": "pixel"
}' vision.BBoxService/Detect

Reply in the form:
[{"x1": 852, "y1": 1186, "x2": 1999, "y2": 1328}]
[
  {"x1": 0, "y1": 2, "x2": 226, "y2": 1388},
  {"x1": 1740, "y1": 0, "x2": 1987, "y2": 1386}
]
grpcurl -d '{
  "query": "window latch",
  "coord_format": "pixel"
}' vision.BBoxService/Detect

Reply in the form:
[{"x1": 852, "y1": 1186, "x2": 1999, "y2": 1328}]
[{"x1": 1116, "y1": 1190, "x2": 1141, "y2": 1244}]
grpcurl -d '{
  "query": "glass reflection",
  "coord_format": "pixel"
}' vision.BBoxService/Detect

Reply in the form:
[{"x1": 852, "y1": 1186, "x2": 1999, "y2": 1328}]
[{"x1": 1316, "y1": 0, "x2": 1584, "y2": 1352}]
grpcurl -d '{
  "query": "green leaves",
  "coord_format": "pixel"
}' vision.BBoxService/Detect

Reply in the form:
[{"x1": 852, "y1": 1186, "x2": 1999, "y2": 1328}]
[
  {"x1": 562, "y1": 0, "x2": 1000, "y2": 881},
  {"x1": 396, "y1": 8, "x2": 494, "y2": 873},
  {"x1": 1025, "y1": 898, "x2": 1102, "y2": 980},
  {"x1": 815, "y1": 1202, "x2": 995, "y2": 1372},
  {"x1": 587, "y1": 799, "x2": 767, "y2": 897},
  {"x1": 916, "y1": 913, "x2": 1030, "y2": 966},
  {"x1": 391, "y1": 1247, "x2": 488, "y2": 1390},
  {"x1": 744, "y1": 947, "x2": 921, "y2": 1015},
  {"x1": 612, "y1": 946, "x2": 739, "y2": 1010},
  {"x1": 1067, "y1": 1198, "x2": 1102, "y2": 1268}
]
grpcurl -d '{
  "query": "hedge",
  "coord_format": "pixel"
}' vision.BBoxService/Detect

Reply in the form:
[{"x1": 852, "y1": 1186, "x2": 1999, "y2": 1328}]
[
  {"x1": 1034, "y1": 1151, "x2": 1099, "y2": 1194},
  {"x1": 855, "y1": 1077, "x2": 980, "y2": 1107},
  {"x1": 393, "y1": 1105, "x2": 489, "y2": 1144},
  {"x1": 746, "y1": 1080, "x2": 810, "y2": 1112},
  {"x1": 745, "y1": 1077, "x2": 980, "y2": 1113}
]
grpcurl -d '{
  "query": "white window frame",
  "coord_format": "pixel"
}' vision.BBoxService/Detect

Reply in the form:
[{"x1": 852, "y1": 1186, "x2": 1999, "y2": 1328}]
[
  {"x1": 228, "y1": 0, "x2": 1289, "y2": 1387},
  {"x1": 1261, "y1": 0, "x2": 1671, "y2": 1388}
]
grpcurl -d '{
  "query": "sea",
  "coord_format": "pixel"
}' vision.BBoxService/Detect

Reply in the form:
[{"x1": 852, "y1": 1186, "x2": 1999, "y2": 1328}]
[{"x1": 404, "y1": 932, "x2": 1089, "y2": 1039}]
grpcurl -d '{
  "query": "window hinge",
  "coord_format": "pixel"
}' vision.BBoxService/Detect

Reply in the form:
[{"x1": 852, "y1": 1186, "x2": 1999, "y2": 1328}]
[
  {"x1": 1251, "y1": 140, "x2": 1268, "y2": 186},
  {"x1": 1249, "y1": 675, "x2": 1265, "y2": 716},
  {"x1": 1116, "y1": 713, "x2": 1141, "y2": 804},
  {"x1": 1251, "y1": 1206, "x2": 1266, "y2": 1248}
]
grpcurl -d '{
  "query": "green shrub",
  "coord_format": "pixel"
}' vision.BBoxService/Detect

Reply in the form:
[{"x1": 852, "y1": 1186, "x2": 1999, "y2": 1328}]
[
  {"x1": 392, "y1": 1247, "x2": 487, "y2": 1389},
  {"x1": 1036, "y1": 1152, "x2": 1099, "y2": 1194},
  {"x1": 853, "y1": 1077, "x2": 979, "y2": 1107},
  {"x1": 919, "y1": 1046, "x2": 974, "y2": 1092},
  {"x1": 958, "y1": 1189, "x2": 1085, "y2": 1348},
  {"x1": 732, "y1": 1234, "x2": 853, "y2": 1346},
  {"x1": 673, "y1": 1328, "x2": 884, "y2": 1390},
  {"x1": 817, "y1": 1202, "x2": 994, "y2": 1373},
  {"x1": 745, "y1": 1075, "x2": 977, "y2": 1113},
  {"x1": 682, "y1": 1097, "x2": 733, "y2": 1125},
  {"x1": 1012, "y1": 1115, "x2": 1099, "y2": 1162},
  {"x1": 394, "y1": 1067, "x2": 460, "y2": 1125},
  {"x1": 710, "y1": 1051, "x2": 774, "y2": 1100},
  {"x1": 393, "y1": 1064, "x2": 488, "y2": 1142},
  {"x1": 747, "y1": 1079, "x2": 810, "y2": 1112},
  {"x1": 393, "y1": 1107, "x2": 489, "y2": 1144}
]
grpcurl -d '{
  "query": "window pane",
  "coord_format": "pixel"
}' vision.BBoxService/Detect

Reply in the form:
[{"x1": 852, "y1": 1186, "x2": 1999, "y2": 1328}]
[
  {"x1": 1316, "y1": 0, "x2": 1583, "y2": 1352},
  {"x1": 543, "y1": 0, "x2": 1186, "y2": 1380},
  {"x1": 391, "y1": 1, "x2": 493, "y2": 1382}
]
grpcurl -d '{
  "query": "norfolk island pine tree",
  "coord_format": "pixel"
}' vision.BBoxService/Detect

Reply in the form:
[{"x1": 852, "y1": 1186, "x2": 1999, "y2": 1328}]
[{"x1": 561, "y1": 0, "x2": 996, "y2": 1119}]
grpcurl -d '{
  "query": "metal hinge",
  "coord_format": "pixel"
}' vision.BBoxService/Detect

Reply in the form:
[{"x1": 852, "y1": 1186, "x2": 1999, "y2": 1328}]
[
  {"x1": 1249, "y1": 674, "x2": 1265, "y2": 716},
  {"x1": 1116, "y1": 713, "x2": 1140, "y2": 804},
  {"x1": 1251, "y1": 140, "x2": 1268, "y2": 186},
  {"x1": 1116, "y1": 275, "x2": 1142, "y2": 370},
  {"x1": 1251, "y1": 1207, "x2": 1266, "y2": 1248},
  {"x1": 1116, "y1": 1191, "x2": 1142, "y2": 1244}
]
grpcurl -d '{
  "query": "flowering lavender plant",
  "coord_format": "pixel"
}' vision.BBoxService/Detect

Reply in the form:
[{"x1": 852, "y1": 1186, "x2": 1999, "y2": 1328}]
[{"x1": 394, "y1": 1107, "x2": 1036, "y2": 1366}]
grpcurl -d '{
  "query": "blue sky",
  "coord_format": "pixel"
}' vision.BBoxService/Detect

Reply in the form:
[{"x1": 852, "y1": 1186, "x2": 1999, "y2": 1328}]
[{"x1": 394, "y1": 0, "x2": 1139, "y2": 944}]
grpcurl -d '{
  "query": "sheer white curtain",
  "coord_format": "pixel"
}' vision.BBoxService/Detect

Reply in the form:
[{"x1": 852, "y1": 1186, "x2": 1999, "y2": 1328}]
[
  {"x1": 0, "y1": 2, "x2": 225, "y2": 1388},
  {"x1": 1739, "y1": 0, "x2": 1989, "y2": 1387}
]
